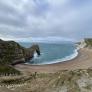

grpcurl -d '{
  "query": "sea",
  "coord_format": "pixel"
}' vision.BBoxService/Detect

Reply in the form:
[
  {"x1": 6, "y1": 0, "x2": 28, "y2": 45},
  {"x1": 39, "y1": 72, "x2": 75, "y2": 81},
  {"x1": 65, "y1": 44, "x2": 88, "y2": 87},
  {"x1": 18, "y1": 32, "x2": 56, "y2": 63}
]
[{"x1": 19, "y1": 42, "x2": 78, "y2": 65}]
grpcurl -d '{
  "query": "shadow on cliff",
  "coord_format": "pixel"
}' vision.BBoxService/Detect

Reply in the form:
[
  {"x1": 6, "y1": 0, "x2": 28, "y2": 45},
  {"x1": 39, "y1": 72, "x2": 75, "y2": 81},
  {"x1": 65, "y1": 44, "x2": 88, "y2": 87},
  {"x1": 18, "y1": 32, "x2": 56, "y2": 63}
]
[{"x1": 0, "y1": 39, "x2": 40, "y2": 66}]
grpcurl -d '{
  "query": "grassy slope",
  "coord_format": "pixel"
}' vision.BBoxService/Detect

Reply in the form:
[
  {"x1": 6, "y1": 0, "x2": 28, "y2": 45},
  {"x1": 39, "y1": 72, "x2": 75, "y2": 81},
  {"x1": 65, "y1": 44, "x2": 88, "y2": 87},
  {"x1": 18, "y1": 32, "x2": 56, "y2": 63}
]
[
  {"x1": 0, "y1": 40, "x2": 24, "y2": 75},
  {"x1": 85, "y1": 38, "x2": 92, "y2": 47},
  {"x1": 0, "y1": 65, "x2": 20, "y2": 75},
  {"x1": 1, "y1": 69, "x2": 92, "y2": 92}
]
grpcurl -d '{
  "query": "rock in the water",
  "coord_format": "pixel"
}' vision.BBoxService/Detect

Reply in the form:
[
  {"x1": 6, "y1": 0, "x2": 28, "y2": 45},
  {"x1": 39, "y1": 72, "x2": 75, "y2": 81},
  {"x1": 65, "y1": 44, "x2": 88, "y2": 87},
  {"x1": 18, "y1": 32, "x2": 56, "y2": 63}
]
[{"x1": 0, "y1": 39, "x2": 40, "y2": 65}]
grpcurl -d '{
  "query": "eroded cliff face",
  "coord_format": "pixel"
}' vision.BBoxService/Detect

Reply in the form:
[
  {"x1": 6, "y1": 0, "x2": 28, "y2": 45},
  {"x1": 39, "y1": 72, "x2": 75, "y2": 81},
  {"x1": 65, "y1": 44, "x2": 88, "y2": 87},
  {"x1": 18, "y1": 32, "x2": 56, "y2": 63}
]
[
  {"x1": 0, "y1": 39, "x2": 40, "y2": 65},
  {"x1": 76, "y1": 38, "x2": 92, "y2": 49},
  {"x1": 84, "y1": 38, "x2": 92, "y2": 48}
]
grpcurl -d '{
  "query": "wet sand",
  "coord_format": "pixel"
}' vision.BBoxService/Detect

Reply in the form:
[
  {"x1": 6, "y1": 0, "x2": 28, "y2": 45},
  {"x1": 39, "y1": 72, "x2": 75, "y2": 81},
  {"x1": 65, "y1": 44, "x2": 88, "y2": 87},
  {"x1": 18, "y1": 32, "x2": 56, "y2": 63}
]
[{"x1": 15, "y1": 48, "x2": 92, "y2": 74}]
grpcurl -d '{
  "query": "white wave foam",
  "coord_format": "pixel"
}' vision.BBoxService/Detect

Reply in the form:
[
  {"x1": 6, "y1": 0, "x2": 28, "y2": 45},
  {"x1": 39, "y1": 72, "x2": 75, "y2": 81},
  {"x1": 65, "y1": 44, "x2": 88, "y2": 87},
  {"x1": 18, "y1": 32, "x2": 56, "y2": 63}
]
[
  {"x1": 32, "y1": 53, "x2": 43, "y2": 61},
  {"x1": 32, "y1": 49, "x2": 78, "y2": 65}
]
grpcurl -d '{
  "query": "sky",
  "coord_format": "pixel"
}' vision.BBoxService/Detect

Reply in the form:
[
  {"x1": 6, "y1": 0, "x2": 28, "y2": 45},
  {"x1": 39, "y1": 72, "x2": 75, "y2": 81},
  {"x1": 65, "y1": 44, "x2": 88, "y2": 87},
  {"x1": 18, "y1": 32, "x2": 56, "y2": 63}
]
[{"x1": 0, "y1": 0, "x2": 92, "y2": 42}]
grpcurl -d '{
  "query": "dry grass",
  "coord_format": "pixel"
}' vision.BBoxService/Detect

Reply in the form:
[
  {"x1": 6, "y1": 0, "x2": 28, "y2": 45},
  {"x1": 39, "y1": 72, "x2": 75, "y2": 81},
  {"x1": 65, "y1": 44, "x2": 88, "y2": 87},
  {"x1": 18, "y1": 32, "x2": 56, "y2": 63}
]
[{"x1": 0, "y1": 69, "x2": 92, "y2": 92}]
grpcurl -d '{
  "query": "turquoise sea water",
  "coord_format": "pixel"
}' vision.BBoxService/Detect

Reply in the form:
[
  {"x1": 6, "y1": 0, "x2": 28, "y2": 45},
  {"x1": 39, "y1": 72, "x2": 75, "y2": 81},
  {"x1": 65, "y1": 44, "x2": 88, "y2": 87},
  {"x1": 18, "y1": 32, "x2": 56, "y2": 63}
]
[{"x1": 19, "y1": 42, "x2": 78, "y2": 65}]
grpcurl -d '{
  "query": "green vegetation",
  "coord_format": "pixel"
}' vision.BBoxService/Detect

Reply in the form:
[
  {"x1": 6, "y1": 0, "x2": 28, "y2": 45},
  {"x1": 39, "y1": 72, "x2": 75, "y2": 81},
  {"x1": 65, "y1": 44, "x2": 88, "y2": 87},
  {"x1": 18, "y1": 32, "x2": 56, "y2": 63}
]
[
  {"x1": 0, "y1": 40, "x2": 24, "y2": 75},
  {"x1": 0, "y1": 39, "x2": 40, "y2": 75},
  {"x1": 84, "y1": 84, "x2": 92, "y2": 90},
  {"x1": 1, "y1": 78, "x2": 23, "y2": 84},
  {"x1": 85, "y1": 38, "x2": 92, "y2": 47},
  {"x1": 0, "y1": 69, "x2": 92, "y2": 92},
  {"x1": 0, "y1": 65, "x2": 21, "y2": 75},
  {"x1": 0, "y1": 41, "x2": 24, "y2": 65},
  {"x1": 0, "y1": 72, "x2": 37, "y2": 85}
]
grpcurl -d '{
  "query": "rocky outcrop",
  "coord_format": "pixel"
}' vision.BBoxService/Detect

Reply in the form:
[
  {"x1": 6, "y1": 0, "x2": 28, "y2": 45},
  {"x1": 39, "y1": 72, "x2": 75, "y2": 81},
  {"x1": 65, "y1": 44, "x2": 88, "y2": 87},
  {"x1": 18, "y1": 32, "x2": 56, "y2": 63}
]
[
  {"x1": 76, "y1": 38, "x2": 92, "y2": 49},
  {"x1": 84, "y1": 38, "x2": 92, "y2": 48},
  {"x1": 0, "y1": 39, "x2": 40, "y2": 66}
]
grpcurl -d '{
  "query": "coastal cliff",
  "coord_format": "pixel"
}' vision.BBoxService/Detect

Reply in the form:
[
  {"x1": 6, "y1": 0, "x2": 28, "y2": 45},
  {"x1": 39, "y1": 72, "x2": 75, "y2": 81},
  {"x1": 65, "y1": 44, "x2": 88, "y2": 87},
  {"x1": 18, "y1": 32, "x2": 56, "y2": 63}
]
[
  {"x1": 76, "y1": 38, "x2": 92, "y2": 49},
  {"x1": 0, "y1": 39, "x2": 40, "y2": 74},
  {"x1": 0, "y1": 39, "x2": 92, "y2": 92},
  {"x1": 0, "y1": 39, "x2": 40, "y2": 65}
]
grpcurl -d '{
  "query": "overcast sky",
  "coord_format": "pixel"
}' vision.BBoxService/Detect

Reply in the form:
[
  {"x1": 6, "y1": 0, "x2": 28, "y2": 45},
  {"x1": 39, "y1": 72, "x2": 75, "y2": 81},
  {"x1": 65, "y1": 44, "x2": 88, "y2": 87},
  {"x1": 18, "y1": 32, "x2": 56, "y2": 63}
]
[{"x1": 0, "y1": 0, "x2": 92, "y2": 42}]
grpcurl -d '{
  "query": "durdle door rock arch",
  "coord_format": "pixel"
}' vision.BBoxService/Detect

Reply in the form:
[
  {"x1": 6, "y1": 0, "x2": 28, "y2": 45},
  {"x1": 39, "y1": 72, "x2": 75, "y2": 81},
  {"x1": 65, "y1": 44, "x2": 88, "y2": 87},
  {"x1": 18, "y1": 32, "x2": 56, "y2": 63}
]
[{"x1": 0, "y1": 39, "x2": 40, "y2": 66}]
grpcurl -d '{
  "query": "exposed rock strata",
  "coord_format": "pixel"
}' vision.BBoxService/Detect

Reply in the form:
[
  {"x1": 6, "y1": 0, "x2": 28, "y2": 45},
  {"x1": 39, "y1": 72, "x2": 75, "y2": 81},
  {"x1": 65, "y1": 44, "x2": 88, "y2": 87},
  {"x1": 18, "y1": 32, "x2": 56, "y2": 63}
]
[
  {"x1": 0, "y1": 39, "x2": 40, "y2": 66},
  {"x1": 76, "y1": 38, "x2": 92, "y2": 49}
]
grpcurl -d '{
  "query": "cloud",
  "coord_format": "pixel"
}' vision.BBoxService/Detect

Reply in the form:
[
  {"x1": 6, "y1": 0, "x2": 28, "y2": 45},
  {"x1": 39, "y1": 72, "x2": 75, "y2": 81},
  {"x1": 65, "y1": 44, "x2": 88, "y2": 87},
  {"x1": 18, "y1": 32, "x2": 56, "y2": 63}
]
[
  {"x1": 3, "y1": 36, "x2": 74, "y2": 43},
  {"x1": 0, "y1": 0, "x2": 92, "y2": 41}
]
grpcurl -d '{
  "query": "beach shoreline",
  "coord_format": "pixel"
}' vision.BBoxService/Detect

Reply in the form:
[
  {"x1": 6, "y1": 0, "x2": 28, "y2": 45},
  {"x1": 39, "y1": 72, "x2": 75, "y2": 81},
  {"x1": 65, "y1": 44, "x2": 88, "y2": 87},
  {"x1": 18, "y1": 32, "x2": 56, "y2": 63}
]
[
  {"x1": 27, "y1": 47, "x2": 79, "y2": 65},
  {"x1": 15, "y1": 48, "x2": 92, "y2": 74}
]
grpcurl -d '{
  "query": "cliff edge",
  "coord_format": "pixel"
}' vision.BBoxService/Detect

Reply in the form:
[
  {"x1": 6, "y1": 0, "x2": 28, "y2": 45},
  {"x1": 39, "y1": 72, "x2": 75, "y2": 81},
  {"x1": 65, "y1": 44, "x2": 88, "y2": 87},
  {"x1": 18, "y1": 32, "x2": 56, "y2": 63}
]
[
  {"x1": 0, "y1": 39, "x2": 40, "y2": 65},
  {"x1": 0, "y1": 39, "x2": 40, "y2": 74},
  {"x1": 76, "y1": 38, "x2": 92, "y2": 49}
]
